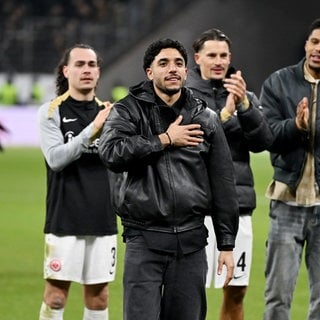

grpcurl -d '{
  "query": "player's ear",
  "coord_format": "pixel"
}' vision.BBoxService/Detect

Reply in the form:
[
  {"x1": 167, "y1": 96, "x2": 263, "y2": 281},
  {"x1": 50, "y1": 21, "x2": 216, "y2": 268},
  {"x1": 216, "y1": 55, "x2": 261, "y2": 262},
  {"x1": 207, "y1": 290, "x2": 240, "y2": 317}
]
[
  {"x1": 63, "y1": 65, "x2": 69, "y2": 78},
  {"x1": 146, "y1": 68, "x2": 153, "y2": 80},
  {"x1": 194, "y1": 53, "x2": 200, "y2": 65}
]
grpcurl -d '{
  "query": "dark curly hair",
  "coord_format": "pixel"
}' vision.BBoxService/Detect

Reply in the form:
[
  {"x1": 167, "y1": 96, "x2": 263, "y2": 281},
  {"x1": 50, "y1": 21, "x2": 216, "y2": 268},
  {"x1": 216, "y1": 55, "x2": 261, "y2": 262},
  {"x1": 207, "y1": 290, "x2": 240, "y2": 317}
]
[
  {"x1": 143, "y1": 38, "x2": 188, "y2": 71},
  {"x1": 55, "y1": 43, "x2": 102, "y2": 96},
  {"x1": 307, "y1": 18, "x2": 320, "y2": 38}
]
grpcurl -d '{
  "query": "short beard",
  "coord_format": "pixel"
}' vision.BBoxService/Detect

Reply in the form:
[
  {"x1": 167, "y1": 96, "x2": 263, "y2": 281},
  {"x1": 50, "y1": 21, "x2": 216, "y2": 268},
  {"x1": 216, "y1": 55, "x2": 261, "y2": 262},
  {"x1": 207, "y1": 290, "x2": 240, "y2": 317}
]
[{"x1": 158, "y1": 86, "x2": 181, "y2": 96}]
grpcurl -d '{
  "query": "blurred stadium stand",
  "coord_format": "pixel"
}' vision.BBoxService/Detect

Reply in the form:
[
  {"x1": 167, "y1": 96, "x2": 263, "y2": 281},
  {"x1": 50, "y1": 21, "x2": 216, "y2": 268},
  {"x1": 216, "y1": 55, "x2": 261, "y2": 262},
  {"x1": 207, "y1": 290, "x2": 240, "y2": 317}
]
[
  {"x1": 0, "y1": 0, "x2": 193, "y2": 74},
  {"x1": 0, "y1": 0, "x2": 193, "y2": 103}
]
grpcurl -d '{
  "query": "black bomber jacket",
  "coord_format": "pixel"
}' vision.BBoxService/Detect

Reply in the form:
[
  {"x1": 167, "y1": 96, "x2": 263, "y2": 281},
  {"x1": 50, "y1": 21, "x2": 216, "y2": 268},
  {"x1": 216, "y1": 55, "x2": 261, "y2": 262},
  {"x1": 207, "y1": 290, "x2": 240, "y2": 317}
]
[{"x1": 98, "y1": 81, "x2": 239, "y2": 250}]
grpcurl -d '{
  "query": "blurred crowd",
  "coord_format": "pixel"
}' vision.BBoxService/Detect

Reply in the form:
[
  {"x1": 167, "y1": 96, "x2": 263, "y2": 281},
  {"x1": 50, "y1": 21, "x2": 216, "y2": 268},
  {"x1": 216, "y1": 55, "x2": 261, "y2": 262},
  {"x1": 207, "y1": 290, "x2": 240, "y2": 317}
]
[{"x1": 0, "y1": 0, "x2": 192, "y2": 74}]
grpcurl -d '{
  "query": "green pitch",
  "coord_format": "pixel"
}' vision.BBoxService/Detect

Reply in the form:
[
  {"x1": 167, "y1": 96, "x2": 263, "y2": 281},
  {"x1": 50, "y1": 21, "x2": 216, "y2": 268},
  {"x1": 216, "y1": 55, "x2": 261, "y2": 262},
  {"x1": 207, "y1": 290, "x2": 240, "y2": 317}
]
[{"x1": 0, "y1": 148, "x2": 308, "y2": 319}]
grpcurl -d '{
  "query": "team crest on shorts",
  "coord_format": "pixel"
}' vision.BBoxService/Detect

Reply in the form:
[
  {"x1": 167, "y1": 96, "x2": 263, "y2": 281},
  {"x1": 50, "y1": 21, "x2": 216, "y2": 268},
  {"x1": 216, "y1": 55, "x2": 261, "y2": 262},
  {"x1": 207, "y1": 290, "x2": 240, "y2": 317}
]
[{"x1": 50, "y1": 259, "x2": 62, "y2": 272}]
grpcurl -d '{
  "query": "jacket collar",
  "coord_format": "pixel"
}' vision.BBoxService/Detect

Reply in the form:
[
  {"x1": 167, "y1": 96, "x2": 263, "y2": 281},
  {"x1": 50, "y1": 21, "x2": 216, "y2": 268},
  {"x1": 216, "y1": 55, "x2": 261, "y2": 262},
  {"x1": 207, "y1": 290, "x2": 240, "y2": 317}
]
[{"x1": 129, "y1": 80, "x2": 198, "y2": 111}]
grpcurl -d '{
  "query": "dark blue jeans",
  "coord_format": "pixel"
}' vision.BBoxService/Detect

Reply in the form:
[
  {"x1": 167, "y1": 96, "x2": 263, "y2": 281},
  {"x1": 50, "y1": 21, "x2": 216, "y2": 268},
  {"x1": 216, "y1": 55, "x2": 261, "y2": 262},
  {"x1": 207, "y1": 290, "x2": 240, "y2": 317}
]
[{"x1": 123, "y1": 235, "x2": 207, "y2": 320}]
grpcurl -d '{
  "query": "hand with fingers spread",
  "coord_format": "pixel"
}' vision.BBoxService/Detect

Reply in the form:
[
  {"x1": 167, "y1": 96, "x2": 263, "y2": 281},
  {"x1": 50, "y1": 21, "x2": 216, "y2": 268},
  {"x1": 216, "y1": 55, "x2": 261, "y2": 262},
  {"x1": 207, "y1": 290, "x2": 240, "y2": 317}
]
[
  {"x1": 295, "y1": 97, "x2": 309, "y2": 131},
  {"x1": 161, "y1": 115, "x2": 204, "y2": 147},
  {"x1": 223, "y1": 70, "x2": 247, "y2": 105}
]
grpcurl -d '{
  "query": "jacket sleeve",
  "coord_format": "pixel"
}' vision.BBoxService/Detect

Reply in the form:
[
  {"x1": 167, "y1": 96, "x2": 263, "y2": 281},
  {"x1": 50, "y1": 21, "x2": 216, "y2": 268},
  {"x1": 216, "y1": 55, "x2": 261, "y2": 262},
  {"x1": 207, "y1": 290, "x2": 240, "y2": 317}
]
[
  {"x1": 236, "y1": 92, "x2": 274, "y2": 152},
  {"x1": 37, "y1": 102, "x2": 96, "y2": 171},
  {"x1": 201, "y1": 109, "x2": 239, "y2": 251},
  {"x1": 98, "y1": 102, "x2": 164, "y2": 173},
  {"x1": 259, "y1": 73, "x2": 308, "y2": 154}
]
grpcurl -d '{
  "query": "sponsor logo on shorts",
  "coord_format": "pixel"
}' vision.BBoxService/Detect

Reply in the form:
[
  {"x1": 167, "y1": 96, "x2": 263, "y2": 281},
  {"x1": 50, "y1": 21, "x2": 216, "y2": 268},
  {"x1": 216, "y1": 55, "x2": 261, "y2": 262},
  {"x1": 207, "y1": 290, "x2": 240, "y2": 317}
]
[{"x1": 50, "y1": 259, "x2": 62, "y2": 272}]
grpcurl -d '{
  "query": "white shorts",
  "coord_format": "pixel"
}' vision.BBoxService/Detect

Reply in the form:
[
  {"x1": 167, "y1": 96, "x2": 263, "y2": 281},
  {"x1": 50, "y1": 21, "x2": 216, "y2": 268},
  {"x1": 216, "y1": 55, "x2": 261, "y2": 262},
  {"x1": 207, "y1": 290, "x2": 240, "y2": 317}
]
[
  {"x1": 43, "y1": 234, "x2": 117, "y2": 285},
  {"x1": 205, "y1": 215, "x2": 252, "y2": 288}
]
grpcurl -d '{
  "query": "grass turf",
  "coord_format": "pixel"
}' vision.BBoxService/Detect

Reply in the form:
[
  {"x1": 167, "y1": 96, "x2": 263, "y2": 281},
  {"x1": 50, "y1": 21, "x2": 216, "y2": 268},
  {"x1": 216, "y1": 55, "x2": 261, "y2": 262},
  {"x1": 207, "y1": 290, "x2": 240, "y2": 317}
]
[{"x1": 0, "y1": 148, "x2": 308, "y2": 319}]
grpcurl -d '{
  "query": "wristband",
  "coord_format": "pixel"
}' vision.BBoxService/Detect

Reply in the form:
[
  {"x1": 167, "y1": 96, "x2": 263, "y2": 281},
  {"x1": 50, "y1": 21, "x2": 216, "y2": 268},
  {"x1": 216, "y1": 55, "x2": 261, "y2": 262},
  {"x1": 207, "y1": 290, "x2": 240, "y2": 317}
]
[{"x1": 165, "y1": 132, "x2": 173, "y2": 146}]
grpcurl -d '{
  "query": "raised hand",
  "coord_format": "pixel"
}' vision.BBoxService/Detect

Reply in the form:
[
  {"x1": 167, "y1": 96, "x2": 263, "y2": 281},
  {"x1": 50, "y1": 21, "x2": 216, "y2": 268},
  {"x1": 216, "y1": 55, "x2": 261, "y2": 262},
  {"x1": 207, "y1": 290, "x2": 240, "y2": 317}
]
[
  {"x1": 93, "y1": 101, "x2": 113, "y2": 130},
  {"x1": 223, "y1": 70, "x2": 246, "y2": 105},
  {"x1": 295, "y1": 97, "x2": 309, "y2": 131}
]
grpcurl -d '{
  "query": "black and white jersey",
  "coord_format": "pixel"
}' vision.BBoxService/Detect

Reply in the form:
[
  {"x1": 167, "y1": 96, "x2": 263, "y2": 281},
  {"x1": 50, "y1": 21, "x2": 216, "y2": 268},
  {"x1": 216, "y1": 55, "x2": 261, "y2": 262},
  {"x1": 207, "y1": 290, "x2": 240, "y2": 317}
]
[{"x1": 38, "y1": 91, "x2": 117, "y2": 236}]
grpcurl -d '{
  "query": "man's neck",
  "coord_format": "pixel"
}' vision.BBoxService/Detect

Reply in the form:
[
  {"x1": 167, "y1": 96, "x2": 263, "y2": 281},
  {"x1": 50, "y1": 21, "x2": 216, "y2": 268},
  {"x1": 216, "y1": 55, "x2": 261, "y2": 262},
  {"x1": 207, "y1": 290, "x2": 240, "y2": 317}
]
[
  {"x1": 68, "y1": 88, "x2": 95, "y2": 101},
  {"x1": 155, "y1": 90, "x2": 181, "y2": 107},
  {"x1": 305, "y1": 63, "x2": 320, "y2": 80}
]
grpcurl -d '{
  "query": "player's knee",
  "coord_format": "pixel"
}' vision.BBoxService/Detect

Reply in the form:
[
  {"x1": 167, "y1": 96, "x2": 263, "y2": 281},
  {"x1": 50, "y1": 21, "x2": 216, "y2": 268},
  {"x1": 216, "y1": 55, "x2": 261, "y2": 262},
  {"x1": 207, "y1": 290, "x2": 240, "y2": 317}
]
[
  {"x1": 84, "y1": 284, "x2": 108, "y2": 310},
  {"x1": 46, "y1": 293, "x2": 67, "y2": 309},
  {"x1": 96, "y1": 299, "x2": 108, "y2": 310},
  {"x1": 86, "y1": 293, "x2": 108, "y2": 310}
]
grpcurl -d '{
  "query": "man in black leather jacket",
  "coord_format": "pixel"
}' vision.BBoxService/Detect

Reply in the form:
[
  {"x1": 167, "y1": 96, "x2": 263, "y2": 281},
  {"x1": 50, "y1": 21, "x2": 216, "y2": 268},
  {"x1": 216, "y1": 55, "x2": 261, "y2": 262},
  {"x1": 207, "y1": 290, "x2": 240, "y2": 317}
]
[
  {"x1": 99, "y1": 38, "x2": 239, "y2": 320},
  {"x1": 260, "y1": 18, "x2": 320, "y2": 320},
  {"x1": 186, "y1": 28, "x2": 273, "y2": 320}
]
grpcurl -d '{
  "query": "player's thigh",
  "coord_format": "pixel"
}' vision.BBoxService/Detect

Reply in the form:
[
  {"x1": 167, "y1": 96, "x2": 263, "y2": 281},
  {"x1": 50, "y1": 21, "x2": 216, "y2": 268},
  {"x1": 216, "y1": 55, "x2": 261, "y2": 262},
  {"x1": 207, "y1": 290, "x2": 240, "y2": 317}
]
[
  {"x1": 43, "y1": 234, "x2": 85, "y2": 282},
  {"x1": 83, "y1": 234, "x2": 117, "y2": 284}
]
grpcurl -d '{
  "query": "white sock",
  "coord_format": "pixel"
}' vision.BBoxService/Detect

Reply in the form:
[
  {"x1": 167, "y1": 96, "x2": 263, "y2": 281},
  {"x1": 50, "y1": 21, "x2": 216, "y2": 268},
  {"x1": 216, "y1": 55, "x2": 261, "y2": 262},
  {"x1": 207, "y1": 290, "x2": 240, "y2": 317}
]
[
  {"x1": 39, "y1": 302, "x2": 64, "y2": 320},
  {"x1": 83, "y1": 307, "x2": 109, "y2": 320}
]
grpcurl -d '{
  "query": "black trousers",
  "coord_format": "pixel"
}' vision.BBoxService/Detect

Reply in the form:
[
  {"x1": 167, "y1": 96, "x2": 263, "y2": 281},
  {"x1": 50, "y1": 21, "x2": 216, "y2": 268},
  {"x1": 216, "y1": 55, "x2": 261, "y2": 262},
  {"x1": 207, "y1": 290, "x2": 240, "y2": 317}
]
[{"x1": 123, "y1": 235, "x2": 207, "y2": 320}]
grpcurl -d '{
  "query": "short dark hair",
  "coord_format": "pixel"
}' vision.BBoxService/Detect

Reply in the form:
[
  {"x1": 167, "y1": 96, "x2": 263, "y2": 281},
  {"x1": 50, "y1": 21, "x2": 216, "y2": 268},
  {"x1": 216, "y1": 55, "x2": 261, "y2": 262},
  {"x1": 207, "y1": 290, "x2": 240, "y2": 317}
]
[
  {"x1": 143, "y1": 38, "x2": 188, "y2": 71},
  {"x1": 307, "y1": 18, "x2": 320, "y2": 38},
  {"x1": 192, "y1": 28, "x2": 232, "y2": 53},
  {"x1": 55, "y1": 43, "x2": 102, "y2": 96}
]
